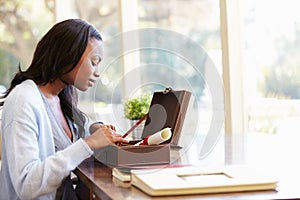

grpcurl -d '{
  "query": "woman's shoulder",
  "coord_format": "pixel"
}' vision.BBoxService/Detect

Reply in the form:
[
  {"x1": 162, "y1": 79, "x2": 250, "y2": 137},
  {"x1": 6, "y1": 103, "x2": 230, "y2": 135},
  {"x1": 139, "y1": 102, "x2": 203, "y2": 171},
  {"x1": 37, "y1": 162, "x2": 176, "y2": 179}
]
[
  {"x1": 9, "y1": 79, "x2": 39, "y2": 97},
  {"x1": 5, "y1": 79, "x2": 42, "y2": 108},
  {"x1": 15, "y1": 79, "x2": 38, "y2": 91}
]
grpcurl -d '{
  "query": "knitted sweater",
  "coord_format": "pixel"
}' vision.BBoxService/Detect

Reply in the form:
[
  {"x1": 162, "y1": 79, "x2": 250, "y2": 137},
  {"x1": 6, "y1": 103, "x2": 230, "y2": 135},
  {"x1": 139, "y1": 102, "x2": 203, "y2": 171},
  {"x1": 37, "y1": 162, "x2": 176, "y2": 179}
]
[{"x1": 0, "y1": 80, "x2": 94, "y2": 200}]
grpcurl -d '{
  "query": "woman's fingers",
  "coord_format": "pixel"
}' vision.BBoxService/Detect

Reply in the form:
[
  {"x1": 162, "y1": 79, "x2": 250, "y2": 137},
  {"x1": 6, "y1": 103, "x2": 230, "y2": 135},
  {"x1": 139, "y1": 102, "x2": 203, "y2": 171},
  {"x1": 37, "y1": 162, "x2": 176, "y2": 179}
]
[
  {"x1": 107, "y1": 131, "x2": 128, "y2": 143},
  {"x1": 101, "y1": 124, "x2": 116, "y2": 131},
  {"x1": 85, "y1": 124, "x2": 129, "y2": 150},
  {"x1": 107, "y1": 124, "x2": 116, "y2": 131},
  {"x1": 114, "y1": 134, "x2": 129, "y2": 143}
]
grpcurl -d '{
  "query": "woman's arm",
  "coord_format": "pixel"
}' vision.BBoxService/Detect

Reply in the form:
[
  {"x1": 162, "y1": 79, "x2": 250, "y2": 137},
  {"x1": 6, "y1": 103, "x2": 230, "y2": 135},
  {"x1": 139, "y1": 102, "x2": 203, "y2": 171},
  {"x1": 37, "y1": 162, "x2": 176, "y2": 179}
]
[{"x1": 3, "y1": 120, "x2": 93, "y2": 199}]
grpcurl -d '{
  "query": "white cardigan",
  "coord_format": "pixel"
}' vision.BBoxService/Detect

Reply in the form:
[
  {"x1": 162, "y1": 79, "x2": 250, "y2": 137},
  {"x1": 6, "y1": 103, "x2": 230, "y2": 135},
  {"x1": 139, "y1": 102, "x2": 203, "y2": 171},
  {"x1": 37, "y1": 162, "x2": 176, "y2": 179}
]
[{"x1": 0, "y1": 80, "x2": 94, "y2": 200}]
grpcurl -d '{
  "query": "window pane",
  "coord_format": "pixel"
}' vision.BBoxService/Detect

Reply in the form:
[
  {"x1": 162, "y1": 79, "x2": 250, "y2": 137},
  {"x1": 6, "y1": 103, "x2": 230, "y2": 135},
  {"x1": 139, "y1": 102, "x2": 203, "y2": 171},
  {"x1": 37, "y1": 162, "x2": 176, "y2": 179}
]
[
  {"x1": 242, "y1": 0, "x2": 300, "y2": 164},
  {"x1": 138, "y1": 1, "x2": 220, "y2": 51},
  {"x1": 73, "y1": 0, "x2": 122, "y2": 119},
  {"x1": 136, "y1": 0, "x2": 223, "y2": 162},
  {"x1": 243, "y1": 0, "x2": 300, "y2": 133},
  {"x1": 0, "y1": 0, "x2": 54, "y2": 90}
]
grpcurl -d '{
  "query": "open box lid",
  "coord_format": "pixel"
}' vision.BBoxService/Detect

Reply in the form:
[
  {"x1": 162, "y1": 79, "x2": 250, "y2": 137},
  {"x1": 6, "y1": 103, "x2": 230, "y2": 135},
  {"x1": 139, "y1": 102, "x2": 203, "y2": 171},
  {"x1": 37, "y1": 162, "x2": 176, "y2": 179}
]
[{"x1": 141, "y1": 88, "x2": 191, "y2": 146}]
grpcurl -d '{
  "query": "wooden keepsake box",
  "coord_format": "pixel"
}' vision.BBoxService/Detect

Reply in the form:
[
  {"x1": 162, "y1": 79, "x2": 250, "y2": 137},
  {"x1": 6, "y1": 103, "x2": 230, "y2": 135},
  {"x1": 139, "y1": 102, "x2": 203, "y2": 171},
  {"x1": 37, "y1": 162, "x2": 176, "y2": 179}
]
[{"x1": 93, "y1": 88, "x2": 191, "y2": 167}]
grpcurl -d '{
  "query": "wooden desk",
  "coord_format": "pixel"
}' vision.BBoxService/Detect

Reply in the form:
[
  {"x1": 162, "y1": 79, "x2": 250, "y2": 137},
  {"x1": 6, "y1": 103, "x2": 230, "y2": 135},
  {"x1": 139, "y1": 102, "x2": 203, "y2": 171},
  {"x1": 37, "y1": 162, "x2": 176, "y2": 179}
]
[{"x1": 74, "y1": 134, "x2": 300, "y2": 199}]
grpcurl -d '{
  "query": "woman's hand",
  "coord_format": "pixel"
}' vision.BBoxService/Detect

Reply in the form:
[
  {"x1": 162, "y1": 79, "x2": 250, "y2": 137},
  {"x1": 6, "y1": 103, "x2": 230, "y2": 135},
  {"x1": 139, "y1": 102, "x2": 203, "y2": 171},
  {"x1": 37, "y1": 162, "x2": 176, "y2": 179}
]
[
  {"x1": 90, "y1": 123, "x2": 116, "y2": 133},
  {"x1": 84, "y1": 125, "x2": 128, "y2": 150}
]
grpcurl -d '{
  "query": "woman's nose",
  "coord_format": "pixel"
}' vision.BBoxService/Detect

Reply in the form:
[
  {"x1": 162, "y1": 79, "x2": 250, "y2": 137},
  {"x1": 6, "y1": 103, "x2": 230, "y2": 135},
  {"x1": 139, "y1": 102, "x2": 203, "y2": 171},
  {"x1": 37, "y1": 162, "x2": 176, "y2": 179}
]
[{"x1": 94, "y1": 69, "x2": 100, "y2": 78}]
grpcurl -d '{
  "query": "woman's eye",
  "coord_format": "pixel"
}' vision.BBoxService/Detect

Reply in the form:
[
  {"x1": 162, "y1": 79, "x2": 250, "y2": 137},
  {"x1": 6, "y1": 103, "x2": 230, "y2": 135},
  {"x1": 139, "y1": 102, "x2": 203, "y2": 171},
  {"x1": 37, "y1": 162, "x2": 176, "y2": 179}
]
[
  {"x1": 91, "y1": 61, "x2": 97, "y2": 66},
  {"x1": 91, "y1": 56, "x2": 101, "y2": 67}
]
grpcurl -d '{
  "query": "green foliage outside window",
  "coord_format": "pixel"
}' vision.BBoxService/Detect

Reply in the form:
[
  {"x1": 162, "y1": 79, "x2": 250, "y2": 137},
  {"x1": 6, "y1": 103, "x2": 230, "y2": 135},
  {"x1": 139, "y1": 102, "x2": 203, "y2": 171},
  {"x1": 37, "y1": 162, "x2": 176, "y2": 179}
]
[{"x1": 260, "y1": 24, "x2": 300, "y2": 99}]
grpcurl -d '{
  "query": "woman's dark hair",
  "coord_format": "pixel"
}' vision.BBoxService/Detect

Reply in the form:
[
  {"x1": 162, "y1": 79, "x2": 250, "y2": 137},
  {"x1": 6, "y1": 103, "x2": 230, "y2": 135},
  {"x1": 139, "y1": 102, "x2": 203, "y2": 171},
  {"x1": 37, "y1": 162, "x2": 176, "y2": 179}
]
[{"x1": 0, "y1": 19, "x2": 102, "y2": 137}]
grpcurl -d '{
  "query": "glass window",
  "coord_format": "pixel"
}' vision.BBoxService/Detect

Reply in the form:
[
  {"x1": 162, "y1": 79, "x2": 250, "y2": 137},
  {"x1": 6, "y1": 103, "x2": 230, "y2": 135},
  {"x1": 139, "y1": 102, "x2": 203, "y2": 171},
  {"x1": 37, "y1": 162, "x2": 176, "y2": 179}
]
[
  {"x1": 0, "y1": 0, "x2": 54, "y2": 90},
  {"x1": 242, "y1": 0, "x2": 300, "y2": 164},
  {"x1": 135, "y1": 0, "x2": 223, "y2": 161},
  {"x1": 72, "y1": 0, "x2": 122, "y2": 117},
  {"x1": 243, "y1": 0, "x2": 300, "y2": 134}
]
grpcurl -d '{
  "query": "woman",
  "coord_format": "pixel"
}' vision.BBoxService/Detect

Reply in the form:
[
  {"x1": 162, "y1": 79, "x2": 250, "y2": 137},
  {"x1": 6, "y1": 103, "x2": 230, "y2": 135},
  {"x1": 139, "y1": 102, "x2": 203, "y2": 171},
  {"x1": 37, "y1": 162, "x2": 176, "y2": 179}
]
[{"x1": 0, "y1": 19, "x2": 128, "y2": 199}]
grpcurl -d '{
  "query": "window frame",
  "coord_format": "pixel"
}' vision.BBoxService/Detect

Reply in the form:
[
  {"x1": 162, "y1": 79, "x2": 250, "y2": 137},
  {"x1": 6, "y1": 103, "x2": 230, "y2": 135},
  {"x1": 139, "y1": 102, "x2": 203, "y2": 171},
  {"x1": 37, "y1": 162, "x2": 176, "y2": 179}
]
[{"x1": 220, "y1": 0, "x2": 246, "y2": 164}]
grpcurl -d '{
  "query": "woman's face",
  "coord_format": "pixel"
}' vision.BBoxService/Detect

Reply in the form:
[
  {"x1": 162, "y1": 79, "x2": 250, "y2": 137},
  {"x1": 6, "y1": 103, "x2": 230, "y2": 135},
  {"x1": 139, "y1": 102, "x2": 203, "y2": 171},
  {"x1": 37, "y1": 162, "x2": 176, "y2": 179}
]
[{"x1": 63, "y1": 37, "x2": 103, "y2": 91}]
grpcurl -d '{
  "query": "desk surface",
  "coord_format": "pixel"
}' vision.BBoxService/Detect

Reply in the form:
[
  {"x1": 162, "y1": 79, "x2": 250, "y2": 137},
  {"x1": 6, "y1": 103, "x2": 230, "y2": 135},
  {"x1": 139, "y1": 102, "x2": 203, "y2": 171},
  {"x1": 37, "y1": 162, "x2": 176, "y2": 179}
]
[{"x1": 74, "y1": 134, "x2": 300, "y2": 199}]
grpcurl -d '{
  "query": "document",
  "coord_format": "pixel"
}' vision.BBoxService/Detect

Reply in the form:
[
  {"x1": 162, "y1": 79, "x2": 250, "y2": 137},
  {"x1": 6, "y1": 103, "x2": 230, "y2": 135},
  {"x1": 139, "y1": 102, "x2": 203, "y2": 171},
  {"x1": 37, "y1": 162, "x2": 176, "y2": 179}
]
[{"x1": 134, "y1": 127, "x2": 172, "y2": 146}]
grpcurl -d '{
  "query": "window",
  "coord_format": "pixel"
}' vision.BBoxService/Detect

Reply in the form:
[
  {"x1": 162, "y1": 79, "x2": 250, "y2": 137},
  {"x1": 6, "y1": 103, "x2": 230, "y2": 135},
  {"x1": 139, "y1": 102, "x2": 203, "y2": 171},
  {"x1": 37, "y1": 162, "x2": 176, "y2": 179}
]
[
  {"x1": 243, "y1": 0, "x2": 300, "y2": 134},
  {"x1": 135, "y1": 0, "x2": 223, "y2": 160},
  {"x1": 241, "y1": 0, "x2": 300, "y2": 164},
  {"x1": 0, "y1": 0, "x2": 54, "y2": 90}
]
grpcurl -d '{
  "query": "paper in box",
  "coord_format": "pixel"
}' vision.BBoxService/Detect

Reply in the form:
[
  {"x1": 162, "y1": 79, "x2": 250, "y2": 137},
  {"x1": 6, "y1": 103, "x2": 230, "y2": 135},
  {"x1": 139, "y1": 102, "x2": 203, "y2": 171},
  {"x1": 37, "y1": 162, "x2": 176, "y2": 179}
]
[{"x1": 93, "y1": 88, "x2": 191, "y2": 167}]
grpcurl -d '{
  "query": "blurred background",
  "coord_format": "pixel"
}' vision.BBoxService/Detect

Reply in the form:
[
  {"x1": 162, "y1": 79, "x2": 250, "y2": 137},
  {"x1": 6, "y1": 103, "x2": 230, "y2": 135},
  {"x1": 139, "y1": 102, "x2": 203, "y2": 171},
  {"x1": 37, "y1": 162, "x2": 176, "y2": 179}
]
[{"x1": 1, "y1": 0, "x2": 300, "y2": 165}]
